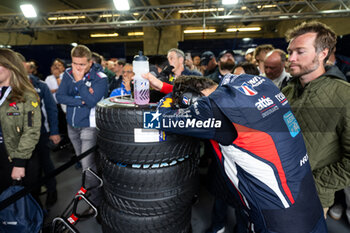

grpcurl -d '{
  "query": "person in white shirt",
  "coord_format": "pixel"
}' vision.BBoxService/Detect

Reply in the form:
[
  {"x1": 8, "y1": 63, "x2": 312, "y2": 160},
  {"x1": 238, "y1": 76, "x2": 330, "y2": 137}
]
[
  {"x1": 264, "y1": 49, "x2": 291, "y2": 90},
  {"x1": 45, "y1": 59, "x2": 68, "y2": 143},
  {"x1": 45, "y1": 59, "x2": 65, "y2": 103}
]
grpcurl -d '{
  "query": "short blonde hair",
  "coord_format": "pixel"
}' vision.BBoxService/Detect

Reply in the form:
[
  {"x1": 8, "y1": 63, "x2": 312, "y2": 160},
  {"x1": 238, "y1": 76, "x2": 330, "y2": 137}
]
[{"x1": 71, "y1": 45, "x2": 92, "y2": 60}]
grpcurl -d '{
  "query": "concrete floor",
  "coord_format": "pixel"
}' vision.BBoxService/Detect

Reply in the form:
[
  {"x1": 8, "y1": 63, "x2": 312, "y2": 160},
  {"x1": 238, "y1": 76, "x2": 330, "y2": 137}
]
[{"x1": 41, "y1": 146, "x2": 350, "y2": 233}]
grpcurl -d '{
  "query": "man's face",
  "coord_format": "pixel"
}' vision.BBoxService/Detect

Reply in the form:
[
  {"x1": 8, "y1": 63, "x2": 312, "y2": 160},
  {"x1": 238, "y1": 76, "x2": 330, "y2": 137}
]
[
  {"x1": 107, "y1": 61, "x2": 115, "y2": 71},
  {"x1": 115, "y1": 63, "x2": 124, "y2": 73},
  {"x1": 53, "y1": 60, "x2": 65, "y2": 73},
  {"x1": 167, "y1": 51, "x2": 183, "y2": 71},
  {"x1": 51, "y1": 65, "x2": 61, "y2": 77},
  {"x1": 219, "y1": 53, "x2": 235, "y2": 71},
  {"x1": 200, "y1": 65, "x2": 207, "y2": 74},
  {"x1": 207, "y1": 58, "x2": 217, "y2": 72},
  {"x1": 185, "y1": 57, "x2": 193, "y2": 68},
  {"x1": 71, "y1": 57, "x2": 92, "y2": 74},
  {"x1": 255, "y1": 50, "x2": 268, "y2": 73},
  {"x1": 264, "y1": 53, "x2": 284, "y2": 80},
  {"x1": 245, "y1": 53, "x2": 252, "y2": 63},
  {"x1": 287, "y1": 32, "x2": 321, "y2": 78},
  {"x1": 101, "y1": 57, "x2": 107, "y2": 68},
  {"x1": 193, "y1": 56, "x2": 201, "y2": 66},
  {"x1": 25, "y1": 61, "x2": 35, "y2": 74},
  {"x1": 122, "y1": 65, "x2": 134, "y2": 81}
]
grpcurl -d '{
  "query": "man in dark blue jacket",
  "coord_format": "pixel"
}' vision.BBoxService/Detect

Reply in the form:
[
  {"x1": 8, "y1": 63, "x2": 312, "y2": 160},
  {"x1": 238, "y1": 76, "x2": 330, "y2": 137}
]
[
  {"x1": 17, "y1": 52, "x2": 60, "y2": 208},
  {"x1": 56, "y1": 45, "x2": 108, "y2": 208},
  {"x1": 146, "y1": 74, "x2": 327, "y2": 233},
  {"x1": 29, "y1": 74, "x2": 60, "y2": 208}
]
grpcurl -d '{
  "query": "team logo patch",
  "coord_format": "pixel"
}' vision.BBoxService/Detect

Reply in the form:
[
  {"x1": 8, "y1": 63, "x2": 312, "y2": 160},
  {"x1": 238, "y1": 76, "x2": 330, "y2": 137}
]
[
  {"x1": 283, "y1": 111, "x2": 301, "y2": 137},
  {"x1": 182, "y1": 96, "x2": 189, "y2": 106},
  {"x1": 169, "y1": 75, "x2": 175, "y2": 82},
  {"x1": 85, "y1": 81, "x2": 91, "y2": 87},
  {"x1": 255, "y1": 96, "x2": 279, "y2": 118},
  {"x1": 143, "y1": 111, "x2": 161, "y2": 129},
  {"x1": 31, "y1": 101, "x2": 38, "y2": 108},
  {"x1": 234, "y1": 82, "x2": 258, "y2": 96},
  {"x1": 275, "y1": 92, "x2": 288, "y2": 105},
  {"x1": 7, "y1": 112, "x2": 20, "y2": 116},
  {"x1": 9, "y1": 102, "x2": 18, "y2": 110},
  {"x1": 160, "y1": 98, "x2": 172, "y2": 108}
]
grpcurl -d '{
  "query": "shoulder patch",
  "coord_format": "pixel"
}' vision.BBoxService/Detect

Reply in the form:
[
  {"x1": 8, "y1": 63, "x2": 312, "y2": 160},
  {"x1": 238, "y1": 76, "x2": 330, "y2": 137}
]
[
  {"x1": 97, "y1": 72, "x2": 107, "y2": 79},
  {"x1": 31, "y1": 101, "x2": 39, "y2": 108}
]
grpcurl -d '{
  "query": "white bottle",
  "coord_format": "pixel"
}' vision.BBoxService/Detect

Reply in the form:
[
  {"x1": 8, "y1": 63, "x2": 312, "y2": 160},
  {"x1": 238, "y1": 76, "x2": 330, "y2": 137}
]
[{"x1": 133, "y1": 51, "x2": 150, "y2": 105}]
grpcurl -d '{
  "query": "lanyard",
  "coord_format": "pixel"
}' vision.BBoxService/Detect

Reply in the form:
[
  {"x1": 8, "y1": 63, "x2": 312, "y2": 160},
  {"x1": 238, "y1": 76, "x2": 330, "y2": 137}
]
[{"x1": 0, "y1": 86, "x2": 12, "y2": 107}]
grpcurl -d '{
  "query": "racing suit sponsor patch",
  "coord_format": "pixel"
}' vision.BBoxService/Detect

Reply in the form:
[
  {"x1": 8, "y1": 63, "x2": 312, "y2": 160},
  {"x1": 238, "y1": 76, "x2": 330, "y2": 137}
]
[{"x1": 283, "y1": 111, "x2": 301, "y2": 137}]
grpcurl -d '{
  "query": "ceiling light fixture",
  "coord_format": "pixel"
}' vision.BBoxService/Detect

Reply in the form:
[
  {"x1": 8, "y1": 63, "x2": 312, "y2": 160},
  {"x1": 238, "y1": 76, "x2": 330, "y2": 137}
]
[
  {"x1": 178, "y1": 8, "x2": 224, "y2": 13},
  {"x1": 222, "y1": 0, "x2": 239, "y2": 5},
  {"x1": 90, "y1": 33, "x2": 119, "y2": 38},
  {"x1": 0, "y1": 45, "x2": 12, "y2": 48},
  {"x1": 128, "y1": 32, "x2": 144, "y2": 36},
  {"x1": 20, "y1": 4, "x2": 37, "y2": 18},
  {"x1": 48, "y1": 16, "x2": 86, "y2": 20},
  {"x1": 226, "y1": 27, "x2": 261, "y2": 32},
  {"x1": 257, "y1": 4, "x2": 277, "y2": 9},
  {"x1": 99, "y1": 14, "x2": 120, "y2": 18},
  {"x1": 113, "y1": 0, "x2": 130, "y2": 11},
  {"x1": 184, "y1": 29, "x2": 216, "y2": 34}
]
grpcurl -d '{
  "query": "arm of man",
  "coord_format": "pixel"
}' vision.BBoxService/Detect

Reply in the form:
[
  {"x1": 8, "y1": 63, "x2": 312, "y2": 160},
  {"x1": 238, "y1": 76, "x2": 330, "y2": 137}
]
[
  {"x1": 41, "y1": 82, "x2": 61, "y2": 144},
  {"x1": 56, "y1": 74, "x2": 85, "y2": 107},
  {"x1": 312, "y1": 102, "x2": 350, "y2": 207},
  {"x1": 77, "y1": 76, "x2": 108, "y2": 108},
  {"x1": 45, "y1": 76, "x2": 59, "y2": 94},
  {"x1": 142, "y1": 73, "x2": 173, "y2": 94}
]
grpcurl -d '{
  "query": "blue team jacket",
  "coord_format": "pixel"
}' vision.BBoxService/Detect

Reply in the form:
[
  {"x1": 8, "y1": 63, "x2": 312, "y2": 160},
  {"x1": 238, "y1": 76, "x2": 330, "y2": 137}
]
[
  {"x1": 30, "y1": 75, "x2": 59, "y2": 135},
  {"x1": 157, "y1": 74, "x2": 327, "y2": 233},
  {"x1": 56, "y1": 63, "x2": 108, "y2": 128}
]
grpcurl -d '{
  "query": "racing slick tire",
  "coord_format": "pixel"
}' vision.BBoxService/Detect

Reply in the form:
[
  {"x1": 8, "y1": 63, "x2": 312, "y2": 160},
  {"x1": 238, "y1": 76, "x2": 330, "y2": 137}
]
[
  {"x1": 96, "y1": 97, "x2": 199, "y2": 163},
  {"x1": 99, "y1": 151, "x2": 199, "y2": 215},
  {"x1": 100, "y1": 200, "x2": 191, "y2": 233}
]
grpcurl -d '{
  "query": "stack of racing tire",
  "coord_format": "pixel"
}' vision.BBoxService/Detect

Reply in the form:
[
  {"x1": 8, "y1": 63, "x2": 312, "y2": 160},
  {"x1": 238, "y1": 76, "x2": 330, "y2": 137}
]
[{"x1": 96, "y1": 96, "x2": 200, "y2": 233}]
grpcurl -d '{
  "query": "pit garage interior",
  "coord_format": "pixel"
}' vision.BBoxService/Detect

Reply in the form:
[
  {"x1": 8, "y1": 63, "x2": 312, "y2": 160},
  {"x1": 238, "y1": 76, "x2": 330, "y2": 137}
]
[{"x1": 0, "y1": 0, "x2": 350, "y2": 232}]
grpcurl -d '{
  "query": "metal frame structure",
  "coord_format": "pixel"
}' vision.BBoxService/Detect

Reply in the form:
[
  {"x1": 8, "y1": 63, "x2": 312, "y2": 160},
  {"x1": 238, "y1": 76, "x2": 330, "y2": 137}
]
[{"x1": 0, "y1": 0, "x2": 349, "y2": 32}]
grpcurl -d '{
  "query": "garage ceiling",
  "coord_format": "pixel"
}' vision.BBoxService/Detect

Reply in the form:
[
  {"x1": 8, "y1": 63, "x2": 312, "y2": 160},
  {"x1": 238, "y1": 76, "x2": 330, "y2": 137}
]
[
  {"x1": 0, "y1": 0, "x2": 349, "y2": 31},
  {"x1": 0, "y1": 0, "x2": 190, "y2": 13},
  {"x1": 0, "y1": 0, "x2": 349, "y2": 46}
]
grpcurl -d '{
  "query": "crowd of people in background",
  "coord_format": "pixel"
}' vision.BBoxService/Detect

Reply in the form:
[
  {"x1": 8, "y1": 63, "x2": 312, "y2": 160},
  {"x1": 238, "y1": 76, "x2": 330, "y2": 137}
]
[{"x1": 1, "y1": 20, "x2": 350, "y2": 233}]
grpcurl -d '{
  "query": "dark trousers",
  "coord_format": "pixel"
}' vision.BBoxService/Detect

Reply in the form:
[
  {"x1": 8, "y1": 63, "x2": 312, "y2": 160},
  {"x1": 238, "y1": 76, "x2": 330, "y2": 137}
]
[
  {"x1": 58, "y1": 104, "x2": 67, "y2": 136},
  {"x1": 35, "y1": 132, "x2": 57, "y2": 192}
]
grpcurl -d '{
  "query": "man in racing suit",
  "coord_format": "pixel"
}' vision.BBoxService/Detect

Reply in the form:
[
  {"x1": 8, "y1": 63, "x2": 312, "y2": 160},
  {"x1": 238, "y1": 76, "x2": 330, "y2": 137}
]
[{"x1": 151, "y1": 74, "x2": 327, "y2": 233}]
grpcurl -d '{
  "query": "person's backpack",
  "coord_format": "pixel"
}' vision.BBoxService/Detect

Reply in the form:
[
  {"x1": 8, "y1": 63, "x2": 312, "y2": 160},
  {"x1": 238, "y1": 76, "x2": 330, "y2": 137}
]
[{"x1": 0, "y1": 185, "x2": 43, "y2": 233}]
